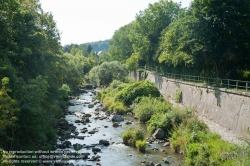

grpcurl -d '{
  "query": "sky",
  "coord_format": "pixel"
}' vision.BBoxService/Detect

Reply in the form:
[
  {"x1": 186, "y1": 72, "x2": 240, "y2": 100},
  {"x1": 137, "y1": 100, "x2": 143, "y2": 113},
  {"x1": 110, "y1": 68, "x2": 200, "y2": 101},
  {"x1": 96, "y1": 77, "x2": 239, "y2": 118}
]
[{"x1": 40, "y1": 0, "x2": 192, "y2": 45}]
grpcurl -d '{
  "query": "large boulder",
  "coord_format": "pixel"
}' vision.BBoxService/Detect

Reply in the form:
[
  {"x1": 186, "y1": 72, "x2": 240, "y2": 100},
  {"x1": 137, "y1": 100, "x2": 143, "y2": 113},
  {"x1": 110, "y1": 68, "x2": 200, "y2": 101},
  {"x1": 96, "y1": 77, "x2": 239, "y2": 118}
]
[
  {"x1": 152, "y1": 128, "x2": 164, "y2": 139},
  {"x1": 111, "y1": 115, "x2": 124, "y2": 122}
]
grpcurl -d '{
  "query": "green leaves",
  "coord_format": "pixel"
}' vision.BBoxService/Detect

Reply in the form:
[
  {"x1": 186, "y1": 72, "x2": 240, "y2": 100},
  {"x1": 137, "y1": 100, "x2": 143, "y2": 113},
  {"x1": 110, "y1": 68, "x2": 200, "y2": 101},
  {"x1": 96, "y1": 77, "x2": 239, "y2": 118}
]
[
  {"x1": 0, "y1": 77, "x2": 19, "y2": 130},
  {"x1": 115, "y1": 80, "x2": 160, "y2": 106},
  {"x1": 108, "y1": 22, "x2": 134, "y2": 63},
  {"x1": 133, "y1": 0, "x2": 181, "y2": 65},
  {"x1": 88, "y1": 61, "x2": 128, "y2": 86}
]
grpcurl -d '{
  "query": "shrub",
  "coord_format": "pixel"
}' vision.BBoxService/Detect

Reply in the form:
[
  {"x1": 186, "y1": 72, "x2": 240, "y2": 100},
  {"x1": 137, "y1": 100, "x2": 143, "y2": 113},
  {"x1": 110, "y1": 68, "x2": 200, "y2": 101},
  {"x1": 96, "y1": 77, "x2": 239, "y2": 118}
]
[
  {"x1": 174, "y1": 88, "x2": 181, "y2": 103},
  {"x1": 108, "y1": 101, "x2": 127, "y2": 114},
  {"x1": 115, "y1": 80, "x2": 161, "y2": 106},
  {"x1": 110, "y1": 79, "x2": 123, "y2": 89},
  {"x1": 59, "y1": 84, "x2": 71, "y2": 100},
  {"x1": 136, "y1": 140, "x2": 146, "y2": 152},
  {"x1": 122, "y1": 127, "x2": 144, "y2": 147},
  {"x1": 88, "y1": 61, "x2": 128, "y2": 86},
  {"x1": 147, "y1": 107, "x2": 186, "y2": 137},
  {"x1": 103, "y1": 96, "x2": 114, "y2": 109},
  {"x1": 133, "y1": 96, "x2": 172, "y2": 122}
]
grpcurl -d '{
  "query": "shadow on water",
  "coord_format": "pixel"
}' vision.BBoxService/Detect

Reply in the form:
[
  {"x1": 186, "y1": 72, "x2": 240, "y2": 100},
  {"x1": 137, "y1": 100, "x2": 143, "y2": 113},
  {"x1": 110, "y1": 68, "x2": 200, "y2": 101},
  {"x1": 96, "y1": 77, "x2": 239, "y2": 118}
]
[{"x1": 56, "y1": 90, "x2": 184, "y2": 166}]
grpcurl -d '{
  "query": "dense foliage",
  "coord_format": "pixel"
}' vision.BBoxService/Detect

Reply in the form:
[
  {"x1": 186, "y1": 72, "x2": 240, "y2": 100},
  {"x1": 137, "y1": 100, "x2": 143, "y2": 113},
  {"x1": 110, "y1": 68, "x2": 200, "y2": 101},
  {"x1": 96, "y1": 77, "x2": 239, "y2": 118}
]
[
  {"x1": 0, "y1": 0, "x2": 97, "y2": 153},
  {"x1": 99, "y1": 75, "x2": 250, "y2": 165},
  {"x1": 170, "y1": 117, "x2": 250, "y2": 165},
  {"x1": 106, "y1": 0, "x2": 250, "y2": 79},
  {"x1": 88, "y1": 61, "x2": 128, "y2": 86},
  {"x1": 122, "y1": 127, "x2": 144, "y2": 147},
  {"x1": 115, "y1": 80, "x2": 161, "y2": 106}
]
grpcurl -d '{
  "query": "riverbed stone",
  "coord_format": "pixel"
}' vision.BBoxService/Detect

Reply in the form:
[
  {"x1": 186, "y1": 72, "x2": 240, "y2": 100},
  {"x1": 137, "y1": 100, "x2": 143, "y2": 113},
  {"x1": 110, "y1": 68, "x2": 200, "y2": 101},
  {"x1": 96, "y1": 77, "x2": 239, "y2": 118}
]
[
  {"x1": 75, "y1": 119, "x2": 81, "y2": 123},
  {"x1": 141, "y1": 161, "x2": 154, "y2": 166},
  {"x1": 163, "y1": 142, "x2": 170, "y2": 146},
  {"x1": 125, "y1": 121, "x2": 132, "y2": 125},
  {"x1": 75, "y1": 136, "x2": 85, "y2": 140},
  {"x1": 88, "y1": 130, "x2": 96, "y2": 134},
  {"x1": 99, "y1": 140, "x2": 110, "y2": 146},
  {"x1": 83, "y1": 113, "x2": 92, "y2": 117},
  {"x1": 80, "y1": 128, "x2": 88, "y2": 133},
  {"x1": 112, "y1": 122, "x2": 119, "y2": 127},
  {"x1": 152, "y1": 128, "x2": 164, "y2": 139},
  {"x1": 73, "y1": 143, "x2": 83, "y2": 151},
  {"x1": 88, "y1": 104, "x2": 94, "y2": 108},
  {"x1": 92, "y1": 147, "x2": 101, "y2": 153},
  {"x1": 112, "y1": 115, "x2": 124, "y2": 122}
]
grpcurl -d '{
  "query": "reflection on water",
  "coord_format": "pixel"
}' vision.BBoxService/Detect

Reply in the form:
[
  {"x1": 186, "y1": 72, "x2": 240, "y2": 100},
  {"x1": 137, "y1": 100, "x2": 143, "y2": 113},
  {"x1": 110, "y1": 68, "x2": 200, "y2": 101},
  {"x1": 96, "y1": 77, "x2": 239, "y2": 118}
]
[{"x1": 56, "y1": 91, "x2": 184, "y2": 165}]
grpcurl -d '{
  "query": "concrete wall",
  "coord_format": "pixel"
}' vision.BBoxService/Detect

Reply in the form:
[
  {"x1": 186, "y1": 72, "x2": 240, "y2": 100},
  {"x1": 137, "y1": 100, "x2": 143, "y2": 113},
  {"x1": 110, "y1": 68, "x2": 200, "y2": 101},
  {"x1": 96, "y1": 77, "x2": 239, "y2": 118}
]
[{"x1": 132, "y1": 71, "x2": 250, "y2": 137}]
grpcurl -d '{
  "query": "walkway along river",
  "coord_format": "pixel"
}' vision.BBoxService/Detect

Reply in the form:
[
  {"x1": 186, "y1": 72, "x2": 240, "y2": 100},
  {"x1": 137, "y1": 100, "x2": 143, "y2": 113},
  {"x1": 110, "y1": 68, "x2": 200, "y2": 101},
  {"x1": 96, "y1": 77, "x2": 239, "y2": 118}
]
[{"x1": 55, "y1": 87, "x2": 183, "y2": 166}]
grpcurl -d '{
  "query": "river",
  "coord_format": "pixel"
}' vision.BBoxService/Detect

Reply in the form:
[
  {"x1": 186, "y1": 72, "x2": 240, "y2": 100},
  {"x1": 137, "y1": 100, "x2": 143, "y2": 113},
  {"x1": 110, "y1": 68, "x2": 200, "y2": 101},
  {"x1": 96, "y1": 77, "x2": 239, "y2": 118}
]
[{"x1": 55, "y1": 88, "x2": 184, "y2": 166}]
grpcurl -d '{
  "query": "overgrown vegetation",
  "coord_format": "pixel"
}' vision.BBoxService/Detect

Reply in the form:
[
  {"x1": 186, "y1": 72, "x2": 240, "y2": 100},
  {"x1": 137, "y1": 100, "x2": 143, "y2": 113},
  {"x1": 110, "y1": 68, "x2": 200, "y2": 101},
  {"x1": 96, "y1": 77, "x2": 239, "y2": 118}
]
[
  {"x1": 174, "y1": 88, "x2": 182, "y2": 103},
  {"x1": 115, "y1": 81, "x2": 161, "y2": 106},
  {"x1": 100, "y1": 77, "x2": 250, "y2": 165},
  {"x1": 170, "y1": 117, "x2": 250, "y2": 165},
  {"x1": 97, "y1": 80, "x2": 160, "y2": 114},
  {"x1": 121, "y1": 127, "x2": 146, "y2": 152}
]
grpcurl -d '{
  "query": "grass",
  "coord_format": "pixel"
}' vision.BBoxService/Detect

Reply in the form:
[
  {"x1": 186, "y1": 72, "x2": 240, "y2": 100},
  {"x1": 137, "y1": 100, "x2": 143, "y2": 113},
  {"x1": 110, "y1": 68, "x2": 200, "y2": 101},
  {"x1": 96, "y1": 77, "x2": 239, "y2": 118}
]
[
  {"x1": 122, "y1": 127, "x2": 145, "y2": 148},
  {"x1": 136, "y1": 140, "x2": 147, "y2": 152},
  {"x1": 100, "y1": 77, "x2": 250, "y2": 165}
]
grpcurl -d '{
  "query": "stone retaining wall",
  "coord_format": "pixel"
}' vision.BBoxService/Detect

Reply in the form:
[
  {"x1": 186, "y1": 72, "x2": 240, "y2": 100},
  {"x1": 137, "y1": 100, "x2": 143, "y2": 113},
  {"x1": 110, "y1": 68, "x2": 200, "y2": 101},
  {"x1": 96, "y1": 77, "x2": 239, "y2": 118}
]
[{"x1": 131, "y1": 71, "x2": 250, "y2": 137}]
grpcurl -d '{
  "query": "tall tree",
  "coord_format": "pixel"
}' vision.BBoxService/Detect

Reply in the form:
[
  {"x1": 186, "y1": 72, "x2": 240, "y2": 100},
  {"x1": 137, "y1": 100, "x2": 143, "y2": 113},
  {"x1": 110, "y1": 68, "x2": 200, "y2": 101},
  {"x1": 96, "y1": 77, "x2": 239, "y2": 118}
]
[
  {"x1": 132, "y1": 0, "x2": 181, "y2": 66},
  {"x1": 108, "y1": 22, "x2": 134, "y2": 63},
  {"x1": 190, "y1": 0, "x2": 250, "y2": 78}
]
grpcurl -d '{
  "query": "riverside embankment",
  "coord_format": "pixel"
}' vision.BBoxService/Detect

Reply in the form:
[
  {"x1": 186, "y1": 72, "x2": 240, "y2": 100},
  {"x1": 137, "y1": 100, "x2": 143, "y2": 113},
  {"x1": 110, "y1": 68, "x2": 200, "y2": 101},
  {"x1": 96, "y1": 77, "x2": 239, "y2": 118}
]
[
  {"x1": 131, "y1": 70, "x2": 250, "y2": 144},
  {"x1": 54, "y1": 86, "x2": 183, "y2": 165}
]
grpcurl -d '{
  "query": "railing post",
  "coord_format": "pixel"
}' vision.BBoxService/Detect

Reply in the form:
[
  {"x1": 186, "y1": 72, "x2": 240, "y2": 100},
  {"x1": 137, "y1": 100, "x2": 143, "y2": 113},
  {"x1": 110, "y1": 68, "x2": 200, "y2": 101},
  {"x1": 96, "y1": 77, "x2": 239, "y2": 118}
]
[
  {"x1": 246, "y1": 82, "x2": 248, "y2": 92},
  {"x1": 228, "y1": 79, "x2": 229, "y2": 89},
  {"x1": 236, "y1": 81, "x2": 238, "y2": 91}
]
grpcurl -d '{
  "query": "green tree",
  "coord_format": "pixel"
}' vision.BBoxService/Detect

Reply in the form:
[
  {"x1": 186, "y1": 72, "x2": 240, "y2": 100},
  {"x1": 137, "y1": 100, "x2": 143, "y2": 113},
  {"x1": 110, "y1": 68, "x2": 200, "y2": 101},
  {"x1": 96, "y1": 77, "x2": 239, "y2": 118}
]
[
  {"x1": 98, "y1": 50, "x2": 111, "y2": 64},
  {"x1": 158, "y1": 12, "x2": 202, "y2": 74},
  {"x1": 190, "y1": 0, "x2": 250, "y2": 78},
  {"x1": 89, "y1": 61, "x2": 128, "y2": 86},
  {"x1": 132, "y1": 0, "x2": 181, "y2": 66},
  {"x1": 0, "y1": 77, "x2": 19, "y2": 130},
  {"x1": 108, "y1": 22, "x2": 135, "y2": 62},
  {"x1": 126, "y1": 53, "x2": 139, "y2": 71},
  {"x1": 0, "y1": 77, "x2": 19, "y2": 149}
]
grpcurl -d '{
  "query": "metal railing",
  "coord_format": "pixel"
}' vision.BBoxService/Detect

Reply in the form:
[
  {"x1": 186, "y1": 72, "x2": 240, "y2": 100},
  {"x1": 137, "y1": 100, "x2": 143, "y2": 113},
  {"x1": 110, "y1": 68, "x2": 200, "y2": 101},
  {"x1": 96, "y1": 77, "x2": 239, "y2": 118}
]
[{"x1": 137, "y1": 66, "x2": 250, "y2": 93}]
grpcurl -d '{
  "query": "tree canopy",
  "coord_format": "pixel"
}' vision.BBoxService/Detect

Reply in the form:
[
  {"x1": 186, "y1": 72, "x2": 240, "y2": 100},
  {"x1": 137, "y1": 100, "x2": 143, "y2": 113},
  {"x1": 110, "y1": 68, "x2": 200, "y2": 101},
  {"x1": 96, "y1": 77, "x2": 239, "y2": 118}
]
[{"x1": 107, "y1": 0, "x2": 250, "y2": 79}]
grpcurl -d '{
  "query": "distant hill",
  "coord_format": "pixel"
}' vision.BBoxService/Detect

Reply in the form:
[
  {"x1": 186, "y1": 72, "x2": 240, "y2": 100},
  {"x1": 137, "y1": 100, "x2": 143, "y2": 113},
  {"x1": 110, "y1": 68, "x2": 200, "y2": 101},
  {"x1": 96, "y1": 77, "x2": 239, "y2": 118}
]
[{"x1": 84, "y1": 39, "x2": 110, "y2": 52}]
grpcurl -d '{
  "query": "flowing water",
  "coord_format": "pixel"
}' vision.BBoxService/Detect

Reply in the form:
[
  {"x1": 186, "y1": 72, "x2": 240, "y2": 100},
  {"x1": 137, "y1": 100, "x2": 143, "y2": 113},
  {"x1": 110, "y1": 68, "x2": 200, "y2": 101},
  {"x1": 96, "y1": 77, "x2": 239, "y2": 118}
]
[{"x1": 55, "y1": 90, "x2": 184, "y2": 166}]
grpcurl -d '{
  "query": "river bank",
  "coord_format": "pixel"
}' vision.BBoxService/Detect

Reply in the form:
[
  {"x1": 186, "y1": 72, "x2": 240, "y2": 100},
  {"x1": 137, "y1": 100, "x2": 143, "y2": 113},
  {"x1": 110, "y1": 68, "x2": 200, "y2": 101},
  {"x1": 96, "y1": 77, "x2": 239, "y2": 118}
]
[
  {"x1": 54, "y1": 86, "x2": 183, "y2": 166},
  {"x1": 167, "y1": 97, "x2": 245, "y2": 145}
]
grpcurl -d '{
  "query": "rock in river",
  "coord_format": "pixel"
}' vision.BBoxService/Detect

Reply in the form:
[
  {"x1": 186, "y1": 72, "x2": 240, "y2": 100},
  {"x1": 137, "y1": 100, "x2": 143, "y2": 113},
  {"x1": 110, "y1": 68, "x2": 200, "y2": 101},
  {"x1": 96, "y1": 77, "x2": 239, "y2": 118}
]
[
  {"x1": 152, "y1": 128, "x2": 164, "y2": 139},
  {"x1": 99, "y1": 140, "x2": 110, "y2": 146},
  {"x1": 73, "y1": 143, "x2": 83, "y2": 151},
  {"x1": 111, "y1": 115, "x2": 124, "y2": 122}
]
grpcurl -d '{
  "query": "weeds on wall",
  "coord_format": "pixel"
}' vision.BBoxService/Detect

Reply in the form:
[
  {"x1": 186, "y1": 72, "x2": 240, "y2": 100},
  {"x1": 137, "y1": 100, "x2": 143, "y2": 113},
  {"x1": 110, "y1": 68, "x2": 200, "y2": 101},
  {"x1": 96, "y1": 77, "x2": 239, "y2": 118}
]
[{"x1": 175, "y1": 88, "x2": 182, "y2": 103}]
